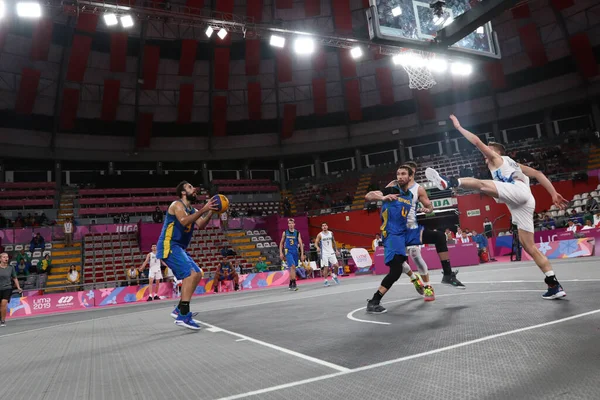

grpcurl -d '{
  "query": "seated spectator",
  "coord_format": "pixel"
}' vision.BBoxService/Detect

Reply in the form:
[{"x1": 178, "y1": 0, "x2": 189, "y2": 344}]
[
  {"x1": 444, "y1": 228, "x2": 455, "y2": 242},
  {"x1": 39, "y1": 254, "x2": 52, "y2": 274},
  {"x1": 16, "y1": 249, "x2": 31, "y2": 270},
  {"x1": 255, "y1": 257, "x2": 268, "y2": 273},
  {"x1": 344, "y1": 192, "x2": 353, "y2": 205},
  {"x1": 566, "y1": 220, "x2": 578, "y2": 233},
  {"x1": 120, "y1": 213, "x2": 130, "y2": 223},
  {"x1": 29, "y1": 233, "x2": 45, "y2": 253},
  {"x1": 66, "y1": 265, "x2": 79, "y2": 286},
  {"x1": 37, "y1": 212, "x2": 49, "y2": 226},
  {"x1": 581, "y1": 220, "x2": 594, "y2": 230},
  {"x1": 471, "y1": 230, "x2": 495, "y2": 262},
  {"x1": 220, "y1": 246, "x2": 236, "y2": 257},
  {"x1": 585, "y1": 194, "x2": 599, "y2": 213},
  {"x1": 458, "y1": 231, "x2": 472, "y2": 244},
  {"x1": 339, "y1": 244, "x2": 351, "y2": 267},
  {"x1": 372, "y1": 234, "x2": 381, "y2": 252},
  {"x1": 298, "y1": 254, "x2": 312, "y2": 278},
  {"x1": 213, "y1": 262, "x2": 239, "y2": 293},
  {"x1": 126, "y1": 266, "x2": 139, "y2": 285},
  {"x1": 152, "y1": 207, "x2": 164, "y2": 223},
  {"x1": 17, "y1": 259, "x2": 30, "y2": 276}
]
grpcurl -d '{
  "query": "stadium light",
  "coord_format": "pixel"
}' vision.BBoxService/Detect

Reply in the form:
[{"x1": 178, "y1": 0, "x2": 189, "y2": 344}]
[
  {"x1": 205, "y1": 26, "x2": 214, "y2": 38},
  {"x1": 0, "y1": 1, "x2": 5, "y2": 20},
  {"x1": 217, "y1": 28, "x2": 228, "y2": 40},
  {"x1": 294, "y1": 37, "x2": 314, "y2": 55},
  {"x1": 16, "y1": 2, "x2": 42, "y2": 18},
  {"x1": 391, "y1": 7, "x2": 402, "y2": 17},
  {"x1": 450, "y1": 62, "x2": 472, "y2": 76},
  {"x1": 120, "y1": 15, "x2": 134, "y2": 28},
  {"x1": 103, "y1": 13, "x2": 118, "y2": 27},
  {"x1": 270, "y1": 35, "x2": 285, "y2": 48},
  {"x1": 428, "y1": 57, "x2": 448, "y2": 73},
  {"x1": 393, "y1": 53, "x2": 425, "y2": 68},
  {"x1": 350, "y1": 46, "x2": 363, "y2": 59}
]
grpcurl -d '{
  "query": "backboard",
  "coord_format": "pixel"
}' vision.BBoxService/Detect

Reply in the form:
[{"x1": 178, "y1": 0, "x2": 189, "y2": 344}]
[{"x1": 368, "y1": 0, "x2": 501, "y2": 59}]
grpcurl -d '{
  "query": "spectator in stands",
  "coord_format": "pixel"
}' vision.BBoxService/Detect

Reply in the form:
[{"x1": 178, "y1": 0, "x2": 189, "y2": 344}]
[
  {"x1": 570, "y1": 210, "x2": 578, "y2": 217},
  {"x1": 339, "y1": 244, "x2": 351, "y2": 267},
  {"x1": 566, "y1": 220, "x2": 578, "y2": 233},
  {"x1": 220, "y1": 246, "x2": 236, "y2": 257},
  {"x1": 152, "y1": 207, "x2": 164, "y2": 223},
  {"x1": 37, "y1": 213, "x2": 49, "y2": 226},
  {"x1": 220, "y1": 210, "x2": 229, "y2": 231},
  {"x1": 29, "y1": 233, "x2": 45, "y2": 253},
  {"x1": 542, "y1": 215, "x2": 555, "y2": 230},
  {"x1": 120, "y1": 213, "x2": 130, "y2": 223},
  {"x1": 471, "y1": 230, "x2": 495, "y2": 262},
  {"x1": 63, "y1": 217, "x2": 73, "y2": 247},
  {"x1": 483, "y1": 217, "x2": 493, "y2": 238},
  {"x1": 213, "y1": 262, "x2": 239, "y2": 292},
  {"x1": 372, "y1": 234, "x2": 381, "y2": 252},
  {"x1": 458, "y1": 231, "x2": 472, "y2": 244},
  {"x1": 585, "y1": 194, "x2": 599, "y2": 213},
  {"x1": 299, "y1": 254, "x2": 313, "y2": 277},
  {"x1": 14, "y1": 213, "x2": 24, "y2": 228},
  {"x1": 39, "y1": 254, "x2": 52, "y2": 275},
  {"x1": 66, "y1": 265, "x2": 79, "y2": 286},
  {"x1": 17, "y1": 259, "x2": 30, "y2": 276},
  {"x1": 16, "y1": 249, "x2": 31, "y2": 273},
  {"x1": 445, "y1": 228, "x2": 455, "y2": 242},
  {"x1": 344, "y1": 192, "x2": 353, "y2": 205},
  {"x1": 255, "y1": 257, "x2": 268, "y2": 273},
  {"x1": 581, "y1": 220, "x2": 594, "y2": 230},
  {"x1": 126, "y1": 266, "x2": 139, "y2": 285}
]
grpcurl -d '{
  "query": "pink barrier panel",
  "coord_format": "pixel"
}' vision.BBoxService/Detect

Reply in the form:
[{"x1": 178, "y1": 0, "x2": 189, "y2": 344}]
[
  {"x1": 522, "y1": 238, "x2": 595, "y2": 260},
  {"x1": 7, "y1": 291, "x2": 94, "y2": 318},
  {"x1": 94, "y1": 282, "x2": 174, "y2": 306},
  {"x1": 374, "y1": 243, "x2": 480, "y2": 275}
]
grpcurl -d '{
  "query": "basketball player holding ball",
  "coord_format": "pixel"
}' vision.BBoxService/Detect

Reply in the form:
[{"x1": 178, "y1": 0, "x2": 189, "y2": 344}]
[{"x1": 157, "y1": 181, "x2": 219, "y2": 330}]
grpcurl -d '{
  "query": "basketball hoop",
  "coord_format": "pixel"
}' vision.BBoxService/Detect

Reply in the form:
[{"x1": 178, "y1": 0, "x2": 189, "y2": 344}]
[{"x1": 394, "y1": 48, "x2": 441, "y2": 91}]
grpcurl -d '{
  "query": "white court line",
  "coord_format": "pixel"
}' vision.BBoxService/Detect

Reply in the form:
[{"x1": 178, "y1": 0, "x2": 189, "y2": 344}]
[
  {"x1": 217, "y1": 306, "x2": 600, "y2": 400},
  {"x1": 235, "y1": 338, "x2": 247, "y2": 342},
  {"x1": 197, "y1": 319, "x2": 350, "y2": 373},
  {"x1": 347, "y1": 290, "x2": 541, "y2": 326}
]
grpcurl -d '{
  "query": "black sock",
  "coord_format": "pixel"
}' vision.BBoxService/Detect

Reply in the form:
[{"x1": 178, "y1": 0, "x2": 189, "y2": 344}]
[
  {"x1": 371, "y1": 290, "x2": 384, "y2": 305},
  {"x1": 179, "y1": 301, "x2": 190, "y2": 315},
  {"x1": 544, "y1": 275, "x2": 559, "y2": 287},
  {"x1": 441, "y1": 260, "x2": 452, "y2": 276}
]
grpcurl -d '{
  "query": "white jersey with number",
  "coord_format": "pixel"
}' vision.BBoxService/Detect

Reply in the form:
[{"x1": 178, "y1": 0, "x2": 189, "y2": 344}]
[
  {"x1": 149, "y1": 252, "x2": 161, "y2": 270},
  {"x1": 407, "y1": 182, "x2": 420, "y2": 229},
  {"x1": 320, "y1": 231, "x2": 335, "y2": 255},
  {"x1": 490, "y1": 156, "x2": 530, "y2": 186}
]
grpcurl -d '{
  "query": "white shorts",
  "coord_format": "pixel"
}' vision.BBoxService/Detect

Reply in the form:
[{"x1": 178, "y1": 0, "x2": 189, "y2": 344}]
[
  {"x1": 321, "y1": 254, "x2": 338, "y2": 267},
  {"x1": 148, "y1": 267, "x2": 163, "y2": 280},
  {"x1": 493, "y1": 180, "x2": 536, "y2": 233}
]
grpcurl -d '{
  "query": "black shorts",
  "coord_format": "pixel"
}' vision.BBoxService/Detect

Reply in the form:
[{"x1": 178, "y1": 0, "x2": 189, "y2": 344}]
[{"x1": 0, "y1": 288, "x2": 13, "y2": 301}]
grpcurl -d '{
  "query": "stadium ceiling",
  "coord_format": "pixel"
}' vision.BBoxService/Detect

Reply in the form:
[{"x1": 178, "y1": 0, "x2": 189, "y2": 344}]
[{"x1": 44, "y1": 0, "x2": 487, "y2": 58}]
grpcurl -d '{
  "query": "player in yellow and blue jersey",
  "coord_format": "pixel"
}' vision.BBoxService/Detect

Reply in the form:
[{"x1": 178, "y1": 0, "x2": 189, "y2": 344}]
[
  {"x1": 364, "y1": 165, "x2": 423, "y2": 314},
  {"x1": 279, "y1": 218, "x2": 304, "y2": 291},
  {"x1": 157, "y1": 181, "x2": 218, "y2": 330}
]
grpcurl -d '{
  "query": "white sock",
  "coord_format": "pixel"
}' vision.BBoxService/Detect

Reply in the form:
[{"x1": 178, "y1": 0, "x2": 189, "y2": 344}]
[
  {"x1": 332, "y1": 273, "x2": 337, "y2": 279},
  {"x1": 544, "y1": 271, "x2": 555, "y2": 277}
]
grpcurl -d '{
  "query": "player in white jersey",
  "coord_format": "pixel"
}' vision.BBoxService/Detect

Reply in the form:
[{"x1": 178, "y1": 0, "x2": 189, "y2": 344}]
[
  {"x1": 426, "y1": 115, "x2": 569, "y2": 299},
  {"x1": 139, "y1": 244, "x2": 169, "y2": 301},
  {"x1": 386, "y1": 161, "x2": 435, "y2": 301},
  {"x1": 314, "y1": 223, "x2": 341, "y2": 286}
]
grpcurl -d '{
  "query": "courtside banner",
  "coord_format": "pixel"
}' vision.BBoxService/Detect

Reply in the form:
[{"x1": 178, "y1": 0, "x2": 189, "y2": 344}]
[{"x1": 7, "y1": 291, "x2": 93, "y2": 317}]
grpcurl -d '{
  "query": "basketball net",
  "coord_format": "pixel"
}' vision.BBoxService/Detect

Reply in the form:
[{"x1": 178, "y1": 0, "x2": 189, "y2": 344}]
[{"x1": 396, "y1": 49, "x2": 437, "y2": 90}]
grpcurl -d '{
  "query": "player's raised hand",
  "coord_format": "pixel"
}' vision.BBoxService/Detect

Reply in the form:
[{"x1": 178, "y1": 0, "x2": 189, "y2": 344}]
[
  {"x1": 382, "y1": 194, "x2": 398, "y2": 202},
  {"x1": 552, "y1": 193, "x2": 569, "y2": 210},
  {"x1": 201, "y1": 197, "x2": 219, "y2": 213},
  {"x1": 449, "y1": 114, "x2": 461, "y2": 129}
]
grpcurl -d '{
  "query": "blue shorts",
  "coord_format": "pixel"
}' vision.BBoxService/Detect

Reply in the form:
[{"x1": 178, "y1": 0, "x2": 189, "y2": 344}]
[
  {"x1": 161, "y1": 246, "x2": 201, "y2": 280},
  {"x1": 286, "y1": 252, "x2": 299, "y2": 268},
  {"x1": 383, "y1": 227, "x2": 423, "y2": 265}
]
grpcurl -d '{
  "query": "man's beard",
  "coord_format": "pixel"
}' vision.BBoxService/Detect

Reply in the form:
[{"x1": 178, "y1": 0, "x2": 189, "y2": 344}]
[{"x1": 186, "y1": 193, "x2": 197, "y2": 203}]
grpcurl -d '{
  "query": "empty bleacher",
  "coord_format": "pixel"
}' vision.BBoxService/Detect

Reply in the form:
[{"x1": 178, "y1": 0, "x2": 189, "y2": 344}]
[
  {"x1": 0, "y1": 182, "x2": 56, "y2": 210},
  {"x1": 214, "y1": 179, "x2": 279, "y2": 193}
]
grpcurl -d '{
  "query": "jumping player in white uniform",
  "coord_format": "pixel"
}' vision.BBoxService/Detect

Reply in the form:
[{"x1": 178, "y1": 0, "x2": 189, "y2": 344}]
[
  {"x1": 139, "y1": 244, "x2": 169, "y2": 301},
  {"x1": 314, "y1": 223, "x2": 340, "y2": 287},
  {"x1": 426, "y1": 115, "x2": 569, "y2": 299},
  {"x1": 391, "y1": 161, "x2": 435, "y2": 301}
]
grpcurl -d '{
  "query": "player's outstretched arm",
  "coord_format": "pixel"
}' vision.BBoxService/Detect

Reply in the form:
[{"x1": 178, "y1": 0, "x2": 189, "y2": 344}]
[
  {"x1": 139, "y1": 253, "x2": 150, "y2": 270},
  {"x1": 171, "y1": 198, "x2": 216, "y2": 228},
  {"x1": 279, "y1": 232, "x2": 286, "y2": 259},
  {"x1": 416, "y1": 186, "x2": 433, "y2": 213},
  {"x1": 365, "y1": 190, "x2": 398, "y2": 202},
  {"x1": 450, "y1": 114, "x2": 501, "y2": 164},
  {"x1": 195, "y1": 210, "x2": 214, "y2": 230},
  {"x1": 520, "y1": 164, "x2": 569, "y2": 209}
]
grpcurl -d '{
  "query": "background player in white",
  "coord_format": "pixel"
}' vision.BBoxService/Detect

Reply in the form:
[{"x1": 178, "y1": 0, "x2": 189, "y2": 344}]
[
  {"x1": 386, "y1": 161, "x2": 434, "y2": 301},
  {"x1": 426, "y1": 115, "x2": 569, "y2": 299},
  {"x1": 139, "y1": 244, "x2": 169, "y2": 301},
  {"x1": 314, "y1": 223, "x2": 340, "y2": 286}
]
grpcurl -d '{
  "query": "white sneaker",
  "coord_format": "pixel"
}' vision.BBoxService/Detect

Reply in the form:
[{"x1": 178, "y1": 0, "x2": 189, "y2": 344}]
[{"x1": 425, "y1": 167, "x2": 450, "y2": 190}]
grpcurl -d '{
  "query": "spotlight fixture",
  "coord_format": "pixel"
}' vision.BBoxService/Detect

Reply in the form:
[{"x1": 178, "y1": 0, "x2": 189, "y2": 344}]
[
  {"x1": 103, "y1": 13, "x2": 118, "y2": 27},
  {"x1": 120, "y1": 15, "x2": 134, "y2": 28},
  {"x1": 350, "y1": 46, "x2": 363, "y2": 59},
  {"x1": 270, "y1": 35, "x2": 285, "y2": 48},
  {"x1": 16, "y1": 2, "x2": 42, "y2": 18},
  {"x1": 205, "y1": 26, "x2": 214, "y2": 38},
  {"x1": 294, "y1": 37, "x2": 315, "y2": 55},
  {"x1": 391, "y1": 6, "x2": 402, "y2": 17},
  {"x1": 217, "y1": 29, "x2": 228, "y2": 40}
]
